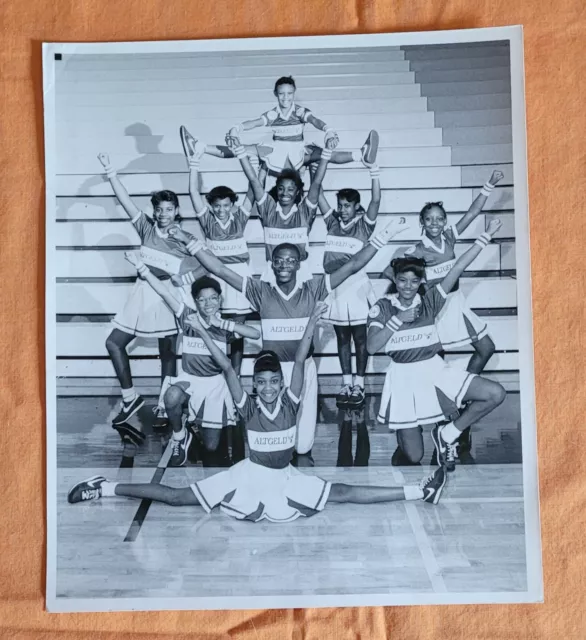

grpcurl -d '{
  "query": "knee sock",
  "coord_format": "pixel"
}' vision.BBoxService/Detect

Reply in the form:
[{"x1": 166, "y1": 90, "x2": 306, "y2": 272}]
[
  {"x1": 441, "y1": 422, "x2": 461, "y2": 444},
  {"x1": 404, "y1": 485, "x2": 424, "y2": 501},
  {"x1": 121, "y1": 387, "x2": 137, "y2": 403},
  {"x1": 102, "y1": 482, "x2": 118, "y2": 497}
]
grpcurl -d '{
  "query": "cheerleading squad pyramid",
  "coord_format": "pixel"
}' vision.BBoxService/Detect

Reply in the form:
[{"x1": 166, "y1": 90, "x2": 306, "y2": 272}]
[{"x1": 67, "y1": 76, "x2": 506, "y2": 524}]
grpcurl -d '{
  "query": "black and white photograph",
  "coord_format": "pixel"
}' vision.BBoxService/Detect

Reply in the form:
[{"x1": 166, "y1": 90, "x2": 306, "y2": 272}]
[{"x1": 44, "y1": 26, "x2": 542, "y2": 612}]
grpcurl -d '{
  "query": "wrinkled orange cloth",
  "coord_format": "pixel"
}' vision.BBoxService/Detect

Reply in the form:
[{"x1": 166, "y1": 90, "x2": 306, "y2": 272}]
[{"x1": 0, "y1": 0, "x2": 584, "y2": 637}]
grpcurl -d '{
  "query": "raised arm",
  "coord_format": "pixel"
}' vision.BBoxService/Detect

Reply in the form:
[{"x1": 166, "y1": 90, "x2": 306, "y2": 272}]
[
  {"x1": 441, "y1": 219, "x2": 503, "y2": 294},
  {"x1": 229, "y1": 137, "x2": 266, "y2": 203},
  {"x1": 308, "y1": 162, "x2": 331, "y2": 216},
  {"x1": 455, "y1": 170, "x2": 504, "y2": 236},
  {"x1": 364, "y1": 164, "x2": 381, "y2": 223},
  {"x1": 329, "y1": 218, "x2": 407, "y2": 290},
  {"x1": 184, "y1": 313, "x2": 244, "y2": 405},
  {"x1": 289, "y1": 302, "x2": 328, "y2": 399},
  {"x1": 306, "y1": 141, "x2": 335, "y2": 206},
  {"x1": 124, "y1": 252, "x2": 182, "y2": 315},
  {"x1": 97, "y1": 153, "x2": 141, "y2": 219},
  {"x1": 168, "y1": 228, "x2": 244, "y2": 291},
  {"x1": 187, "y1": 161, "x2": 207, "y2": 216},
  {"x1": 207, "y1": 314, "x2": 260, "y2": 341},
  {"x1": 242, "y1": 158, "x2": 268, "y2": 209}
]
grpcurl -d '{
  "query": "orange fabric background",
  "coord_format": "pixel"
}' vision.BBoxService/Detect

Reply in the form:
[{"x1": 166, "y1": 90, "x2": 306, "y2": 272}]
[{"x1": 0, "y1": 0, "x2": 584, "y2": 637}]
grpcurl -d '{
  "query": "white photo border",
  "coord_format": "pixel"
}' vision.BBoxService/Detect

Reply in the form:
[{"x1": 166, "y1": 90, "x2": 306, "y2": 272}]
[{"x1": 43, "y1": 24, "x2": 543, "y2": 613}]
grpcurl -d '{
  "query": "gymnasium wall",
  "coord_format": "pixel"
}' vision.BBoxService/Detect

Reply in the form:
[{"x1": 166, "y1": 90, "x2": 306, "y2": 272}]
[{"x1": 53, "y1": 41, "x2": 517, "y2": 395}]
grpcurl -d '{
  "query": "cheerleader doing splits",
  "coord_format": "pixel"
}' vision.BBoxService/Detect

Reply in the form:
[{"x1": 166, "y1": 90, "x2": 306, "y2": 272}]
[
  {"x1": 368, "y1": 219, "x2": 507, "y2": 471},
  {"x1": 182, "y1": 76, "x2": 378, "y2": 176},
  {"x1": 68, "y1": 302, "x2": 448, "y2": 521}
]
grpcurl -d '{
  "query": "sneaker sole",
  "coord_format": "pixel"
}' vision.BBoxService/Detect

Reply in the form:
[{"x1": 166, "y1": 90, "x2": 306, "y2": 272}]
[
  {"x1": 346, "y1": 397, "x2": 365, "y2": 409},
  {"x1": 112, "y1": 398, "x2": 145, "y2": 425},
  {"x1": 430, "y1": 472, "x2": 447, "y2": 504},
  {"x1": 67, "y1": 475, "x2": 106, "y2": 504},
  {"x1": 362, "y1": 130, "x2": 379, "y2": 165},
  {"x1": 180, "y1": 125, "x2": 196, "y2": 158}
]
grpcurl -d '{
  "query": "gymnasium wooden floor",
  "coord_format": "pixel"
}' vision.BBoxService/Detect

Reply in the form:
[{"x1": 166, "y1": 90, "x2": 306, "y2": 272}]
[{"x1": 55, "y1": 393, "x2": 527, "y2": 600}]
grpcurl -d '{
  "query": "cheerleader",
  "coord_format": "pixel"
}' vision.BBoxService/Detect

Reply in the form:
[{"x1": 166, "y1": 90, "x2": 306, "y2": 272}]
[
  {"x1": 316, "y1": 158, "x2": 382, "y2": 409},
  {"x1": 178, "y1": 127, "x2": 262, "y2": 375},
  {"x1": 184, "y1": 76, "x2": 378, "y2": 176},
  {"x1": 68, "y1": 302, "x2": 448, "y2": 517},
  {"x1": 368, "y1": 219, "x2": 507, "y2": 470},
  {"x1": 124, "y1": 253, "x2": 260, "y2": 466},
  {"x1": 226, "y1": 133, "x2": 333, "y2": 284},
  {"x1": 97, "y1": 153, "x2": 205, "y2": 428},
  {"x1": 384, "y1": 169, "x2": 504, "y2": 454},
  {"x1": 385, "y1": 170, "x2": 505, "y2": 370}
]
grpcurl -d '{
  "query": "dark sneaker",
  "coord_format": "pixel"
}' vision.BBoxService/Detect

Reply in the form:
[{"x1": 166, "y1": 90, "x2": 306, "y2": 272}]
[
  {"x1": 67, "y1": 476, "x2": 107, "y2": 504},
  {"x1": 431, "y1": 424, "x2": 449, "y2": 467},
  {"x1": 420, "y1": 467, "x2": 447, "y2": 504},
  {"x1": 112, "y1": 395, "x2": 145, "y2": 425},
  {"x1": 445, "y1": 442, "x2": 458, "y2": 473},
  {"x1": 169, "y1": 430, "x2": 193, "y2": 467},
  {"x1": 112, "y1": 422, "x2": 146, "y2": 446},
  {"x1": 152, "y1": 406, "x2": 168, "y2": 432},
  {"x1": 347, "y1": 385, "x2": 365, "y2": 408},
  {"x1": 336, "y1": 384, "x2": 352, "y2": 408},
  {"x1": 361, "y1": 130, "x2": 379, "y2": 165},
  {"x1": 180, "y1": 125, "x2": 198, "y2": 158}
]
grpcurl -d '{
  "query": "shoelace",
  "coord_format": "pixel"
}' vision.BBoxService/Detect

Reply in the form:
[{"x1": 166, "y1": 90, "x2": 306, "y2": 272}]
[
  {"x1": 339, "y1": 385, "x2": 352, "y2": 395},
  {"x1": 171, "y1": 438, "x2": 182, "y2": 456},
  {"x1": 350, "y1": 386, "x2": 364, "y2": 397},
  {"x1": 446, "y1": 442, "x2": 458, "y2": 462},
  {"x1": 419, "y1": 471, "x2": 436, "y2": 490}
]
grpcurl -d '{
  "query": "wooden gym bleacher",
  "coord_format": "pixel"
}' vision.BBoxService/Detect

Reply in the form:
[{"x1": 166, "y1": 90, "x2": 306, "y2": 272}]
[{"x1": 52, "y1": 41, "x2": 518, "y2": 396}]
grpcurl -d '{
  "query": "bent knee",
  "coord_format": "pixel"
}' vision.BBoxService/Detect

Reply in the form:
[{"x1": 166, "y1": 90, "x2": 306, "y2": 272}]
[
  {"x1": 490, "y1": 382, "x2": 506, "y2": 406},
  {"x1": 105, "y1": 336, "x2": 122, "y2": 354},
  {"x1": 164, "y1": 384, "x2": 186, "y2": 406}
]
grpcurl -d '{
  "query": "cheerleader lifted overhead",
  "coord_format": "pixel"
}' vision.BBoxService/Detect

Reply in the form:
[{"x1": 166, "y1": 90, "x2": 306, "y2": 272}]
[
  {"x1": 180, "y1": 76, "x2": 379, "y2": 176},
  {"x1": 368, "y1": 219, "x2": 507, "y2": 472}
]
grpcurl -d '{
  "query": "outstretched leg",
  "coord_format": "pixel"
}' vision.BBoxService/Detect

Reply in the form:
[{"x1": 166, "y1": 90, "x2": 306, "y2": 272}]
[
  {"x1": 327, "y1": 466, "x2": 446, "y2": 505},
  {"x1": 67, "y1": 475, "x2": 200, "y2": 506}
]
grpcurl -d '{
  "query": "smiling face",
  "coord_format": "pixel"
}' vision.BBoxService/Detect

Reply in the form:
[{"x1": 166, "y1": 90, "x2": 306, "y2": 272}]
[
  {"x1": 393, "y1": 270, "x2": 423, "y2": 305},
  {"x1": 420, "y1": 205, "x2": 447, "y2": 239},
  {"x1": 275, "y1": 83, "x2": 295, "y2": 111},
  {"x1": 254, "y1": 370, "x2": 283, "y2": 404},
  {"x1": 276, "y1": 178, "x2": 299, "y2": 208},
  {"x1": 194, "y1": 287, "x2": 222, "y2": 320},
  {"x1": 209, "y1": 197, "x2": 232, "y2": 223},
  {"x1": 153, "y1": 200, "x2": 178, "y2": 229},
  {"x1": 271, "y1": 246, "x2": 300, "y2": 285},
  {"x1": 337, "y1": 197, "x2": 358, "y2": 223}
]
